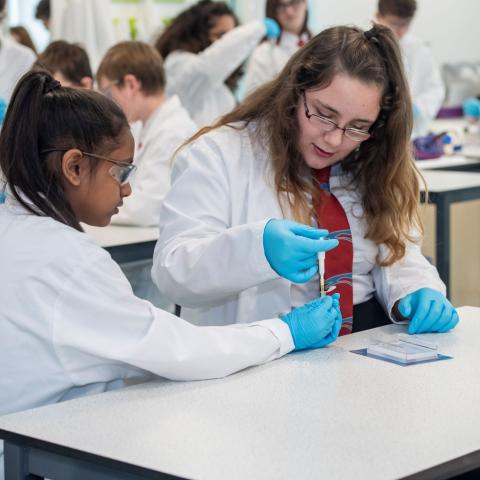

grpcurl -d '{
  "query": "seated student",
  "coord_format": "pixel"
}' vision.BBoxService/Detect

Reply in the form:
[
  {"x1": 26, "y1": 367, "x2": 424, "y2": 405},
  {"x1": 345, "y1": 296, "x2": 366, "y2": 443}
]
[
  {"x1": 375, "y1": 0, "x2": 445, "y2": 135},
  {"x1": 0, "y1": 0, "x2": 36, "y2": 103},
  {"x1": 0, "y1": 71, "x2": 343, "y2": 470},
  {"x1": 154, "y1": 0, "x2": 280, "y2": 127},
  {"x1": 10, "y1": 26, "x2": 37, "y2": 55},
  {"x1": 153, "y1": 24, "x2": 459, "y2": 335},
  {"x1": 97, "y1": 41, "x2": 196, "y2": 227},
  {"x1": 34, "y1": 40, "x2": 93, "y2": 89},
  {"x1": 244, "y1": 0, "x2": 311, "y2": 95}
]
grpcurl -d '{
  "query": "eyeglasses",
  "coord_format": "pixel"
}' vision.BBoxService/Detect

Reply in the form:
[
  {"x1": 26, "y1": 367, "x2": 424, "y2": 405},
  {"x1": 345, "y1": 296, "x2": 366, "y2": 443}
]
[
  {"x1": 277, "y1": 0, "x2": 305, "y2": 11},
  {"x1": 302, "y1": 92, "x2": 371, "y2": 143},
  {"x1": 99, "y1": 79, "x2": 121, "y2": 100},
  {"x1": 41, "y1": 148, "x2": 137, "y2": 186}
]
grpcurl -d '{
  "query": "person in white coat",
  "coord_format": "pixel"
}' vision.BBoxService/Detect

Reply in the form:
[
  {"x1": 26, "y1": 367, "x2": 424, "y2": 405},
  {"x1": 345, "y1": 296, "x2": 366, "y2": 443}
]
[
  {"x1": 154, "y1": 0, "x2": 280, "y2": 127},
  {"x1": 153, "y1": 25, "x2": 459, "y2": 336},
  {"x1": 244, "y1": 0, "x2": 311, "y2": 95},
  {"x1": 96, "y1": 41, "x2": 197, "y2": 309},
  {"x1": 0, "y1": 70, "x2": 344, "y2": 473},
  {"x1": 375, "y1": 0, "x2": 445, "y2": 135},
  {"x1": 0, "y1": 0, "x2": 36, "y2": 103},
  {"x1": 97, "y1": 41, "x2": 197, "y2": 228}
]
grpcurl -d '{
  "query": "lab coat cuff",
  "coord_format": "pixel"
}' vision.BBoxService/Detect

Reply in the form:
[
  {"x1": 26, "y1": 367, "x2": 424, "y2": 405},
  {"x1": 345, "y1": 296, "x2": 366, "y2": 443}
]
[{"x1": 250, "y1": 318, "x2": 295, "y2": 357}]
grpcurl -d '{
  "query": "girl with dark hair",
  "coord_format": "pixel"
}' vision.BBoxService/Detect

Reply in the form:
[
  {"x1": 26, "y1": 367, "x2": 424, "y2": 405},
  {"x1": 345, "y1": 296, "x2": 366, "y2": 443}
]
[
  {"x1": 244, "y1": 0, "x2": 311, "y2": 94},
  {"x1": 154, "y1": 0, "x2": 280, "y2": 126},
  {"x1": 153, "y1": 24, "x2": 459, "y2": 336},
  {"x1": 0, "y1": 70, "x2": 342, "y2": 460}
]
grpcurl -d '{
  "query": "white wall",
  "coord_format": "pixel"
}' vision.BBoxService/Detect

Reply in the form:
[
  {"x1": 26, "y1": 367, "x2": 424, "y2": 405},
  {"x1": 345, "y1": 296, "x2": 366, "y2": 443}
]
[{"x1": 236, "y1": 0, "x2": 480, "y2": 66}]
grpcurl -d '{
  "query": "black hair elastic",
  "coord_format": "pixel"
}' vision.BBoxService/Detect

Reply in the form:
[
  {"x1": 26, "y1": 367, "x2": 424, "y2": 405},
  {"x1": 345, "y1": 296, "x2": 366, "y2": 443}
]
[
  {"x1": 364, "y1": 27, "x2": 379, "y2": 43},
  {"x1": 44, "y1": 79, "x2": 61, "y2": 94}
]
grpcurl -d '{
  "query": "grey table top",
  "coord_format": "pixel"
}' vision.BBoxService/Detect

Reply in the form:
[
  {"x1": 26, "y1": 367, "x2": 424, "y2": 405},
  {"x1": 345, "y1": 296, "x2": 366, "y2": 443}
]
[{"x1": 1, "y1": 307, "x2": 479, "y2": 480}]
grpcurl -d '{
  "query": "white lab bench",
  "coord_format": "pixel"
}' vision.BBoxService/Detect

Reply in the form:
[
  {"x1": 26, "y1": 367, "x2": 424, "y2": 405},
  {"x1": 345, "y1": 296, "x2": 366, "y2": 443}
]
[
  {"x1": 1, "y1": 306, "x2": 479, "y2": 479},
  {"x1": 83, "y1": 224, "x2": 159, "y2": 264}
]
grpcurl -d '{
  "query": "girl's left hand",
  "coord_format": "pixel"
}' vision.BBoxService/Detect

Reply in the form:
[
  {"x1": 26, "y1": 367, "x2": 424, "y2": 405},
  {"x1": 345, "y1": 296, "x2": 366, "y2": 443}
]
[{"x1": 397, "y1": 288, "x2": 459, "y2": 334}]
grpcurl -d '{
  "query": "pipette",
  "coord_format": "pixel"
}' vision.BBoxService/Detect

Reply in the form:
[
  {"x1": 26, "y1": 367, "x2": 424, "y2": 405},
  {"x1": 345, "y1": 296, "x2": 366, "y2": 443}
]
[{"x1": 318, "y1": 251, "x2": 325, "y2": 297}]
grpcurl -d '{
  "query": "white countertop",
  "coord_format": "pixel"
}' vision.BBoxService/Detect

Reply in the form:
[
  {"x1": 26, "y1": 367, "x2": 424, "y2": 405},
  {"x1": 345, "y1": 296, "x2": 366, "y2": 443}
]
[
  {"x1": 1, "y1": 307, "x2": 479, "y2": 480},
  {"x1": 420, "y1": 170, "x2": 480, "y2": 192},
  {"x1": 416, "y1": 155, "x2": 480, "y2": 170}
]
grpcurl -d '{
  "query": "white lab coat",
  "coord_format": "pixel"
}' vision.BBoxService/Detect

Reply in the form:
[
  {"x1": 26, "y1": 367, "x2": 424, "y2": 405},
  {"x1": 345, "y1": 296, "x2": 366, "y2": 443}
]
[
  {"x1": 164, "y1": 20, "x2": 265, "y2": 127},
  {"x1": 152, "y1": 123, "x2": 445, "y2": 327},
  {"x1": 0, "y1": 197, "x2": 293, "y2": 471},
  {"x1": 401, "y1": 34, "x2": 445, "y2": 121},
  {"x1": 0, "y1": 34, "x2": 36, "y2": 102},
  {"x1": 111, "y1": 95, "x2": 197, "y2": 227},
  {"x1": 243, "y1": 32, "x2": 304, "y2": 95}
]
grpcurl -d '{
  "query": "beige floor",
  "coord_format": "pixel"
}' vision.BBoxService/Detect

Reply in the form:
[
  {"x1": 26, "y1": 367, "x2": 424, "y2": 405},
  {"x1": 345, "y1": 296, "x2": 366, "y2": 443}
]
[{"x1": 421, "y1": 200, "x2": 480, "y2": 307}]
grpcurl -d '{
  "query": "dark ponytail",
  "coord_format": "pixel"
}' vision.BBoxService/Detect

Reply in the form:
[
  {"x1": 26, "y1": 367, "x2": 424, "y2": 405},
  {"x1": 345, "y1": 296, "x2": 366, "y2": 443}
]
[{"x1": 0, "y1": 70, "x2": 129, "y2": 230}]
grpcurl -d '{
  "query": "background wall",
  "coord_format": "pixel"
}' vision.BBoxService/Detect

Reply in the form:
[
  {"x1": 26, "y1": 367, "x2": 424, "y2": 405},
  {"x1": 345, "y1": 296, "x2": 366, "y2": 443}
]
[
  {"x1": 235, "y1": 0, "x2": 479, "y2": 65},
  {"x1": 7, "y1": 0, "x2": 480, "y2": 66}
]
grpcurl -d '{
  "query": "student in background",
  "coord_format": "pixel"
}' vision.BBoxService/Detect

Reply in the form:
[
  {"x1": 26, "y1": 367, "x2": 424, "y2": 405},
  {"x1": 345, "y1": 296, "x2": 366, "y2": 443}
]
[
  {"x1": 0, "y1": 72, "x2": 342, "y2": 473},
  {"x1": 35, "y1": 0, "x2": 50, "y2": 31},
  {"x1": 97, "y1": 41, "x2": 197, "y2": 310},
  {"x1": 97, "y1": 41, "x2": 196, "y2": 228},
  {"x1": 34, "y1": 40, "x2": 93, "y2": 89},
  {"x1": 10, "y1": 26, "x2": 37, "y2": 55},
  {"x1": 244, "y1": 0, "x2": 311, "y2": 95},
  {"x1": 154, "y1": 0, "x2": 280, "y2": 127},
  {"x1": 0, "y1": 0, "x2": 36, "y2": 102},
  {"x1": 375, "y1": 0, "x2": 445, "y2": 135},
  {"x1": 153, "y1": 25, "x2": 458, "y2": 336}
]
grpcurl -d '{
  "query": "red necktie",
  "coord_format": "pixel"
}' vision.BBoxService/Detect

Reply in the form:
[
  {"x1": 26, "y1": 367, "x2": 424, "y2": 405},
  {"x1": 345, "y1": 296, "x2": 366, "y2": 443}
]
[{"x1": 314, "y1": 167, "x2": 353, "y2": 335}]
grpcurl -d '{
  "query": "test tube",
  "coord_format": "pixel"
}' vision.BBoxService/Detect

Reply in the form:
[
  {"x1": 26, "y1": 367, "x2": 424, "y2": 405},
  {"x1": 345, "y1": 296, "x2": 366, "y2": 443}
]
[{"x1": 318, "y1": 251, "x2": 325, "y2": 297}]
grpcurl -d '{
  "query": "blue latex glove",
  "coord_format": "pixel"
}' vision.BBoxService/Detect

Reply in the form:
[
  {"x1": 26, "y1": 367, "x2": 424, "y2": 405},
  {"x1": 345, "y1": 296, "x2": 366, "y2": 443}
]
[
  {"x1": 412, "y1": 102, "x2": 421, "y2": 118},
  {"x1": 0, "y1": 191, "x2": 5, "y2": 204},
  {"x1": 463, "y1": 97, "x2": 480, "y2": 119},
  {"x1": 263, "y1": 219, "x2": 339, "y2": 283},
  {"x1": 281, "y1": 294, "x2": 342, "y2": 350},
  {"x1": 263, "y1": 18, "x2": 281, "y2": 40},
  {"x1": 0, "y1": 98, "x2": 7, "y2": 127},
  {"x1": 398, "y1": 288, "x2": 459, "y2": 334}
]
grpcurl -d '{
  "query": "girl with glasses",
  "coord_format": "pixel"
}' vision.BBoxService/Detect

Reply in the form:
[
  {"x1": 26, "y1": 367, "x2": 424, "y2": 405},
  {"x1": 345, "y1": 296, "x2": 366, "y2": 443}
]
[
  {"x1": 244, "y1": 0, "x2": 311, "y2": 95},
  {"x1": 0, "y1": 70, "x2": 342, "y2": 455},
  {"x1": 153, "y1": 25, "x2": 458, "y2": 336}
]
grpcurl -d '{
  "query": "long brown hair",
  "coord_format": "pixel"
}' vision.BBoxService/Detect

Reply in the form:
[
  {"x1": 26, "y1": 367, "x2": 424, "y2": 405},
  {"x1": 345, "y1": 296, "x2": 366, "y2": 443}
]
[
  {"x1": 186, "y1": 25, "x2": 424, "y2": 266},
  {"x1": 154, "y1": 0, "x2": 242, "y2": 92}
]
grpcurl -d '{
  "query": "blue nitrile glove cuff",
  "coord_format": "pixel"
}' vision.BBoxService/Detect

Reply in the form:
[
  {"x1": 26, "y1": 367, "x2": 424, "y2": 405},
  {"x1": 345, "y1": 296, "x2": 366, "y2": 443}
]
[{"x1": 263, "y1": 18, "x2": 281, "y2": 39}]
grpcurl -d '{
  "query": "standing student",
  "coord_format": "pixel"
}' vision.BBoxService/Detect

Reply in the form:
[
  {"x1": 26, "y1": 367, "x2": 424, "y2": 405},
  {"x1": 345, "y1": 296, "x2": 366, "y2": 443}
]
[
  {"x1": 97, "y1": 41, "x2": 196, "y2": 227},
  {"x1": 375, "y1": 0, "x2": 445, "y2": 135},
  {"x1": 0, "y1": 0, "x2": 36, "y2": 102},
  {"x1": 34, "y1": 40, "x2": 93, "y2": 89},
  {"x1": 154, "y1": 0, "x2": 280, "y2": 127},
  {"x1": 244, "y1": 0, "x2": 311, "y2": 95},
  {"x1": 35, "y1": 0, "x2": 50, "y2": 30},
  {"x1": 153, "y1": 24, "x2": 459, "y2": 336},
  {"x1": 0, "y1": 71, "x2": 343, "y2": 473}
]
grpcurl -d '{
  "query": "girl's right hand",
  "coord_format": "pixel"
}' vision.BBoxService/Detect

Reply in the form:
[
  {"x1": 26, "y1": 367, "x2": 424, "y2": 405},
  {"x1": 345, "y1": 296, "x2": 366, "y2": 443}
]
[
  {"x1": 281, "y1": 294, "x2": 342, "y2": 351},
  {"x1": 263, "y1": 219, "x2": 338, "y2": 283}
]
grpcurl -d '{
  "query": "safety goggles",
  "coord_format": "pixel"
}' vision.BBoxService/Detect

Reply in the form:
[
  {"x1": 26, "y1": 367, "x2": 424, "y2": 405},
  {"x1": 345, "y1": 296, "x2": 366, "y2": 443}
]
[{"x1": 41, "y1": 148, "x2": 137, "y2": 186}]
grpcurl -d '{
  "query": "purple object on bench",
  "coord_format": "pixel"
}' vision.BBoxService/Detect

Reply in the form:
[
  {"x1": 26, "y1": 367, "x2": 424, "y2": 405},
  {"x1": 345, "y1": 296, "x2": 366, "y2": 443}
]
[{"x1": 436, "y1": 105, "x2": 464, "y2": 118}]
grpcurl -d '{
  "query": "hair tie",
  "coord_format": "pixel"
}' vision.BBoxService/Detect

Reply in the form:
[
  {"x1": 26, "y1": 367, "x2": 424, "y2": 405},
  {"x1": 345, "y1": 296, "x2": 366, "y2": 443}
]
[
  {"x1": 44, "y1": 79, "x2": 61, "y2": 94},
  {"x1": 364, "y1": 28, "x2": 378, "y2": 42}
]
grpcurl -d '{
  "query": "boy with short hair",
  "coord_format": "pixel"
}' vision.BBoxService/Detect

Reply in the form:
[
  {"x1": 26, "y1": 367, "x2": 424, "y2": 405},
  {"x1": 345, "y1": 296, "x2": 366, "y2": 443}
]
[
  {"x1": 35, "y1": 40, "x2": 93, "y2": 89},
  {"x1": 376, "y1": 0, "x2": 445, "y2": 134},
  {"x1": 97, "y1": 41, "x2": 197, "y2": 227}
]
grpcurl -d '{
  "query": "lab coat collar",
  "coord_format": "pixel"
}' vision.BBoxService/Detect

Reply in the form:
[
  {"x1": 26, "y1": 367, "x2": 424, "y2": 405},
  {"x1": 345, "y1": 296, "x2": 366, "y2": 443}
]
[
  {"x1": 139, "y1": 95, "x2": 183, "y2": 147},
  {"x1": 279, "y1": 31, "x2": 301, "y2": 53}
]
